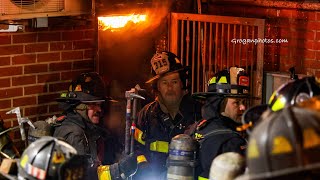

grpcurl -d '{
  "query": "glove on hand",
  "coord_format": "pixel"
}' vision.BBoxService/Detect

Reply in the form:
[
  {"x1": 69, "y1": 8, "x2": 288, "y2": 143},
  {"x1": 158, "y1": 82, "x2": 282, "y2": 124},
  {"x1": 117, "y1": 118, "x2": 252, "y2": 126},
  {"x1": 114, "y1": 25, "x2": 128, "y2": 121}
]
[
  {"x1": 110, "y1": 153, "x2": 137, "y2": 179},
  {"x1": 119, "y1": 153, "x2": 138, "y2": 179}
]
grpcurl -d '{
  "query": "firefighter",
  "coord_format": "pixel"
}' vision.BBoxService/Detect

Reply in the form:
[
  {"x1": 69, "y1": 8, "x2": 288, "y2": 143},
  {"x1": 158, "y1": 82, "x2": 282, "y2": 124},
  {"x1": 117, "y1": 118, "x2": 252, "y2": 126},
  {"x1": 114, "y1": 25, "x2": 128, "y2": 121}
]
[
  {"x1": 53, "y1": 72, "x2": 109, "y2": 168},
  {"x1": 192, "y1": 67, "x2": 250, "y2": 180},
  {"x1": 235, "y1": 103, "x2": 320, "y2": 180},
  {"x1": 239, "y1": 76, "x2": 320, "y2": 135},
  {"x1": 133, "y1": 51, "x2": 202, "y2": 179},
  {"x1": 51, "y1": 72, "x2": 139, "y2": 180}
]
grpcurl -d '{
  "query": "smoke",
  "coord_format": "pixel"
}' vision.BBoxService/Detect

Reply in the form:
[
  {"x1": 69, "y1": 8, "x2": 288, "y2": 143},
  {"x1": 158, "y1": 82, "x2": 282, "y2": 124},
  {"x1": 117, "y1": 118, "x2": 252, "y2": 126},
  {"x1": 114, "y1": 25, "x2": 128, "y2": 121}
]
[{"x1": 142, "y1": 0, "x2": 172, "y2": 34}]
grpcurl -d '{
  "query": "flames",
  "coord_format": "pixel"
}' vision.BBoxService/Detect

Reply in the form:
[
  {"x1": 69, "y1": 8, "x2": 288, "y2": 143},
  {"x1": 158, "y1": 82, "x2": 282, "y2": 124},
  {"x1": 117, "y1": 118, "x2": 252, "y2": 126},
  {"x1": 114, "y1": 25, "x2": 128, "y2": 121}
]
[{"x1": 98, "y1": 14, "x2": 147, "y2": 31}]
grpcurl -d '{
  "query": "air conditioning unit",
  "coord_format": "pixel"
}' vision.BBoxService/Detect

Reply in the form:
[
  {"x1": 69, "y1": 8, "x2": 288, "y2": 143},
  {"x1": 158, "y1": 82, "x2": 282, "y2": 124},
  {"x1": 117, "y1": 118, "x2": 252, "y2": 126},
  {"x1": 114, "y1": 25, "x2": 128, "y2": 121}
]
[{"x1": 0, "y1": 0, "x2": 91, "y2": 20}]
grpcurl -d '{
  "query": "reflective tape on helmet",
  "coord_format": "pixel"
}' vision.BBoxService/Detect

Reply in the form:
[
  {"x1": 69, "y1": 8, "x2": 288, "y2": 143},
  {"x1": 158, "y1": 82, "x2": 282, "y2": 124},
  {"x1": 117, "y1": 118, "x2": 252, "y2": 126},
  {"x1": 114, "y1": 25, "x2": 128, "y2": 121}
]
[
  {"x1": 208, "y1": 77, "x2": 216, "y2": 85},
  {"x1": 60, "y1": 92, "x2": 67, "y2": 98},
  {"x1": 27, "y1": 164, "x2": 46, "y2": 180},
  {"x1": 97, "y1": 165, "x2": 112, "y2": 180},
  {"x1": 74, "y1": 85, "x2": 82, "y2": 92},
  {"x1": 247, "y1": 139, "x2": 259, "y2": 159},
  {"x1": 20, "y1": 155, "x2": 28, "y2": 168},
  {"x1": 137, "y1": 155, "x2": 147, "y2": 164},
  {"x1": 150, "y1": 141, "x2": 169, "y2": 153},
  {"x1": 303, "y1": 128, "x2": 320, "y2": 149},
  {"x1": 218, "y1": 76, "x2": 227, "y2": 83},
  {"x1": 25, "y1": 163, "x2": 46, "y2": 180},
  {"x1": 134, "y1": 128, "x2": 145, "y2": 145},
  {"x1": 271, "y1": 95, "x2": 286, "y2": 111},
  {"x1": 271, "y1": 136, "x2": 293, "y2": 155},
  {"x1": 198, "y1": 176, "x2": 209, "y2": 180}
]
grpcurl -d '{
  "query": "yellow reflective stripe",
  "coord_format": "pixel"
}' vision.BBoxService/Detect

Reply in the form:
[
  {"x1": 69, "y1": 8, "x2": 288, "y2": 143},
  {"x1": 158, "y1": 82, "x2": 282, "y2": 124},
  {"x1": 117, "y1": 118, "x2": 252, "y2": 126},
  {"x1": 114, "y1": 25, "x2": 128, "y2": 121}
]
[
  {"x1": 208, "y1": 77, "x2": 216, "y2": 85},
  {"x1": 137, "y1": 155, "x2": 147, "y2": 164},
  {"x1": 218, "y1": 76, "x2": 227, "y2": 83},
  {"x1": 247, "y1": 139, "x2": 259, "y2": 158},
  {"x1": 271, "y1": 95, "x2": 286, "y2": 111},
  {"x1": 303, "y1": 128, "x2": 320, "y2": 149},
  {"x1": 268, "y1": 91, "x2": 276, "y2": 104},
  {"x1": 271, "y1": 136, "x2": 292, "y2": 155},
  {"x1": 198, "y1": 176, "x2": 209, "y2": 180},
  {"x1": 150, "y1": 141, "x2": 169, "y2": 153},
  {"x1": 134, "y1": 128, "x2": 145, "y2": 145},
  {"x1": 97, "y1": 165, "x2": 112, "y2": 180}
]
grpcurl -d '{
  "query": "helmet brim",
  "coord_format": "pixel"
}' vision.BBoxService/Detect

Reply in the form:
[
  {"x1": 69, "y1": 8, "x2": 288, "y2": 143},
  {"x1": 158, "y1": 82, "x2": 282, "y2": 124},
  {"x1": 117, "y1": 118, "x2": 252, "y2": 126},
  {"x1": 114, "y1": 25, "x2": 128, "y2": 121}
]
[
  {"x1": 242, "y1": 104, "x2": 269, "y2": 124},
  {"x1": 145, "y1": 66, "x2": 190, "y2": 84},
  {"x1": 56, "y1": 92, "x2": 107, "y2": 103},
  {"x1": 240, "y1": 104, "x2": 269, "y2": 134},
  {"x1": 192, "y1": 92, "x2": 251, "y2": 99}
]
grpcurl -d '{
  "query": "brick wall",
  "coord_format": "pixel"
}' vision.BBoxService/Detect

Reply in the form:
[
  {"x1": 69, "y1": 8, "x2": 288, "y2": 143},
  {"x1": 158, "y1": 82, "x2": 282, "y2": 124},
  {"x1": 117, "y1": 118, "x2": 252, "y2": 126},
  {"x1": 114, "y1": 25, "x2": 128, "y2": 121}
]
[
  {"x1": 207, "y1": 2, "x2": 320, "y2": 77},
  {"x1": 0, "y1": 16, "x2": 95, "y2": 149}
]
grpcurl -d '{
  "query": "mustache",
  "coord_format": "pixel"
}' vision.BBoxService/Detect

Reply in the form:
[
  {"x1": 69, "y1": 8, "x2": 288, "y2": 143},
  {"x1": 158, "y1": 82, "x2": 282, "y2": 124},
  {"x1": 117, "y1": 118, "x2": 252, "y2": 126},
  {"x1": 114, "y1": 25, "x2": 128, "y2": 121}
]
[
  {"x1": 165, "y1": 91, "x2": 176, "y2": 96},
  {"x1": 93, "y1": 112, "x2": 101, "y2": 117}
]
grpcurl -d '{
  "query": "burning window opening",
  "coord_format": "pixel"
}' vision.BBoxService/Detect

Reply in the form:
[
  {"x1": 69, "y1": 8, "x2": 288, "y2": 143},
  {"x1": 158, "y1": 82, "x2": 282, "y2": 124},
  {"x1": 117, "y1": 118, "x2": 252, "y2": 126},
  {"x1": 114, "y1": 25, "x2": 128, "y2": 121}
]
[{"x1": 98, "y1": 14, "x2": 147, "y2": 31}]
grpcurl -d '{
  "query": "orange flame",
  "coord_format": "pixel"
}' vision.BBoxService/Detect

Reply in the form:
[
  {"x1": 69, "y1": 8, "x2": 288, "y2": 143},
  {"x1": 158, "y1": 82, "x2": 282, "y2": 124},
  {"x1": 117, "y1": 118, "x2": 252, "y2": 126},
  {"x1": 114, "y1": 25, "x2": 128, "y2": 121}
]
[{"x1": 98, "y1": 14, "x2": 147, "y2": 31}]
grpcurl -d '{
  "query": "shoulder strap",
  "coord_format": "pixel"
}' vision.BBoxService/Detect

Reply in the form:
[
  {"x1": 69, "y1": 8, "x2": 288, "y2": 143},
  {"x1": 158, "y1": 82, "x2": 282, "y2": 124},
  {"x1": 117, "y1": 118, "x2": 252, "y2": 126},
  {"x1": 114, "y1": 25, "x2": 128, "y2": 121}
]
[
  {"x1": 198, "y1": 129, "x2": 244, "y2": 144},
  {"x1": 143, "y1": 101, "x2": 157, "y2": 137}
]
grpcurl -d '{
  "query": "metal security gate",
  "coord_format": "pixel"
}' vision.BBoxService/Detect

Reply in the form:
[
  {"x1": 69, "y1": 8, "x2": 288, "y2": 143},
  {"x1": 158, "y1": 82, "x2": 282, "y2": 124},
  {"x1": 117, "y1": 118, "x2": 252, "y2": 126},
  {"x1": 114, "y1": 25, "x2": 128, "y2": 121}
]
[{"x1": 169, "y1": 13, "x2": 265, "y2": 104}]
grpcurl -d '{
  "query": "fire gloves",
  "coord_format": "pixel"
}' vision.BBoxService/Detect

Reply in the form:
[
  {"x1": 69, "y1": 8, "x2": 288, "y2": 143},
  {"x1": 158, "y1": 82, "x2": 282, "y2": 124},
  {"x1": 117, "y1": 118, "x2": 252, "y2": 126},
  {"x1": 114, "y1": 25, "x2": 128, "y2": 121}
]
[{"x1": 97, "y1": 153, "x2": 140, "y2": 180}]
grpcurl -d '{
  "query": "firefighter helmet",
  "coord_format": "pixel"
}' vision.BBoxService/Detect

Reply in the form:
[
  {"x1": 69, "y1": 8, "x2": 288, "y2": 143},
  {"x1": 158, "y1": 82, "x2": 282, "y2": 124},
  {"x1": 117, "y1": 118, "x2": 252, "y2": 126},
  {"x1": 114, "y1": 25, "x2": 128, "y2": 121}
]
[
  {"x1": 18, "y1": 136, "x2": 87, "y2": 180},
  {"x1": 268, "y1": 76, "x2": 320, "y2": 112},
  {"x1": 192, "y1": 67, "x2": 250, "y2": 99},
  {"x1": 236, "y1": 105, "x2": 320, "y2": 180},
  {"x1": 239, "y1": 76, "x2": 320, "y2": 135},
  {"x1": 209, "y1": 152, "x2": 245, "y2": 180},
  {"x1": 146, "y1": 51, "x2": 189, "y2": 84},
  {"x1": 57, "y1": 72, "x2": 106, "y2": 104}
]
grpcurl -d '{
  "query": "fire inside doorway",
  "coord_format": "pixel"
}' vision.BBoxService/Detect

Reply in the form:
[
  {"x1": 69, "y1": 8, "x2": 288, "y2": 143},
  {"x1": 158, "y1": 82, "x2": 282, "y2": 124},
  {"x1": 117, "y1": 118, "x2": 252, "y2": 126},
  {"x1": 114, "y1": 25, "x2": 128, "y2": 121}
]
[{"x1": 95, "y1": 0, "x2": 170, "y2": 154}]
